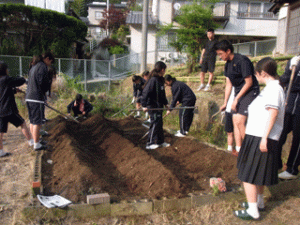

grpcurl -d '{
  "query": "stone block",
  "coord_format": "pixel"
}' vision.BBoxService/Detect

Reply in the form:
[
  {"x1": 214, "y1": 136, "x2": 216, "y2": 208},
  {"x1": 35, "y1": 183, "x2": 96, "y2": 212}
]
[
  {"x1": 87, "y1": 193, "x2": 110, "y2": 205},
  {"x1": 153, "y1": 197, "x2": 191, "y2": 212}
]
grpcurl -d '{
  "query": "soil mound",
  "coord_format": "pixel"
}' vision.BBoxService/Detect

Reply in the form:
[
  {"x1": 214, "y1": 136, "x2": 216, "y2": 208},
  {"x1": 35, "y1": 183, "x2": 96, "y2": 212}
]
[{"x1": 42, "y1": 114, "x2": 240, "y2": 203}]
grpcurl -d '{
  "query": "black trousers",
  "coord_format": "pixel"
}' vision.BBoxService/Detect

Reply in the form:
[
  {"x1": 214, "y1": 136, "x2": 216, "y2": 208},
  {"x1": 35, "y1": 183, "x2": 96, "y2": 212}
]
[
  {"x1": 179, "y1": 107, "x2": 194, "y2": 134},
  {"x1": 147, "y1": 111, "x2": 164, "y2": 145},
  {"x1": 278, "y1": 113, "x2": 300, "y2": 175}
]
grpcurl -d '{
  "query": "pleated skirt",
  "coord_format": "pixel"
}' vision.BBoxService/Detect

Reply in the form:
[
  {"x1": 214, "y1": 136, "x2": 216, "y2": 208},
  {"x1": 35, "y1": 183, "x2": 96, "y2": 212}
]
[{"x1": 237, "y1": 134, "x2": 279, "y2": 186}]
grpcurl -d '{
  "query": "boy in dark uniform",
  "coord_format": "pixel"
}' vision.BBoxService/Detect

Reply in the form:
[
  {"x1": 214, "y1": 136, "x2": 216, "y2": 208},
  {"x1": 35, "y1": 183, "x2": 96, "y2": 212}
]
[
  {"x1": 197, "y1": 28, "x2": 218, "y2": 91},
  {"x1": 278, "y1": 53, "x2": 300, "y2": 180},
  {"x1": 0, "y1": 61, "x2": 33, "y2": 157},
  {"x1": 216, "y1": 40, "x2": 259, "y2": 156},
  {"x1": 131, "y1": 75, "x2": 146, "y2": 118},
  {"x1": 165, "y1": 75, "x2": 196, "y2": 137},
  {"x1": 67, "y1": 94, "x2": 93, "y2": 118}
]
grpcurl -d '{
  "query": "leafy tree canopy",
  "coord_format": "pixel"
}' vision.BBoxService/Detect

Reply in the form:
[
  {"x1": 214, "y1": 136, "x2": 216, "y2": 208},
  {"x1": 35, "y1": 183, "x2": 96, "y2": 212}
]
[
  {"x1": 0, "y1": 3, "x2": 87, "y2": 57},
  {"x1": 158, "y1": 0, "x2": 219, "y2": 71},
  {"x1": 99, "y1": 5, "x2": 127, "y2": 33}
]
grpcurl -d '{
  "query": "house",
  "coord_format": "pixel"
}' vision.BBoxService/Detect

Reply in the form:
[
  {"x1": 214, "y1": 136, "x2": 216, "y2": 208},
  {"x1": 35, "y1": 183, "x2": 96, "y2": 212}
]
[
  {"x1": 126, "y1": 0, "x2": 279, "y2": 66},
  {"x1": 269, "y1": 0, "x2": 300, "y2": 55},
  {"x1": 24, "y1": 0, "x2": 68, "y2": 13},
  {"x1": 87, "y1": 1, "x2": 127, "y2": 43}
]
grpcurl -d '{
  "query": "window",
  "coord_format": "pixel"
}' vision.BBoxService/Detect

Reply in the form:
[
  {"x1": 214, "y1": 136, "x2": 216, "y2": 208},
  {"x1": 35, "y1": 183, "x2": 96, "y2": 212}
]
[
  {"x1": 158, "y1": 33, "x2": 177, "y2": 51},
  {"x1": 95, "y1": 11, "x2": 102, "y2": 20},
  {"x1": 238, "y1": 2, "x2": 277, "y2": 19}
]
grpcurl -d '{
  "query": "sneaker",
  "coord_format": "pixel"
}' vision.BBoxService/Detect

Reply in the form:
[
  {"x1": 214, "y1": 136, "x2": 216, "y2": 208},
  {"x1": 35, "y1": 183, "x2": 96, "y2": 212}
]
[
  {"x1": 146, "y1": 144, "x2": 159, "y2": 150},
  {"x1": 175, "y1": 132, "x2": 186, "y2": 137},
  {"x1": 278, "y1": 171, "x2": 298, "y2": 180},
  {"x1": 40, "y1": 130, "x2": 49, "y2": 137},
  {"x1": 197, "y1": 84, "x2": 205, "y2": 91},
  {"x1": 134, "y1": 115, "x2": 141, "y2": 118},
  {"x1": 204, "y1": 85, "x2": 211, "y2": 91},
  {"x1": 34, "y1": 144, "x2": 47, "y2": 151},
  {"x1": 160, "y1": 142, "x2": 170, "y2": 148}
]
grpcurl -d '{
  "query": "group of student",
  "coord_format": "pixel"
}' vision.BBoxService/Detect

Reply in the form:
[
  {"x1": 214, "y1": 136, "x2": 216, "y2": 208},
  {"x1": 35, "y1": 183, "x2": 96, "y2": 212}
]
[
  {"x1": 133, "y1": 36, "x2": 300, "y2": 220},
  {"x1": 132, "y1": 62, "x2": 196, "y2": 150}
]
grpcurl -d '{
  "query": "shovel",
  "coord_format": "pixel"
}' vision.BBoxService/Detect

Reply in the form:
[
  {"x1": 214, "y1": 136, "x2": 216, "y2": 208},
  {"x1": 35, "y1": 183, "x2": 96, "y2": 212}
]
[{"x1": 44, "y1": 103, "x2": 80, "y2": 123}]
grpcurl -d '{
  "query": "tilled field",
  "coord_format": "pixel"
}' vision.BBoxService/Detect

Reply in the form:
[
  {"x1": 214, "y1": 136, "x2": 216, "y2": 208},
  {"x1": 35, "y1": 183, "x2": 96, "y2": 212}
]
[{"x1": 42, "y1": 114, "x2": 240, "y2": 203}]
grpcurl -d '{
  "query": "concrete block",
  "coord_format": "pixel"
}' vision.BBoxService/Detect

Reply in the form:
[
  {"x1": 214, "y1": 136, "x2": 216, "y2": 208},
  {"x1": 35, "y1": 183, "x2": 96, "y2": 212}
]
[
  {"x1": 111, "y1": 201, "x2": 152, "y2": 216},
  {"x1": 87, "y1": 193, "x2": 110, "y2": 204},
  {"x1": 69, "y1": 203, "x2": 111, "y2": 218},
  {"x1": 153, "y1": 197, "x2": 191, "y2": 212}
]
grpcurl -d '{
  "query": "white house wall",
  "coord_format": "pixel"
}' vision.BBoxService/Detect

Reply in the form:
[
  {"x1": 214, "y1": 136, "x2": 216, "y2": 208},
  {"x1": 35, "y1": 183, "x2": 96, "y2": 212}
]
[
  {"x1": 158, "y1": 0, "x2": 173, "y2": 25},
  {"x1": 286, "y1": 6, "x2": 300, "y2": 55},
  {"x1": 25, "y1": 0, "x2": 66, "y2": 13},
  {"x1": 215, "y1": 1, "x2": 277, "y2": 37},
  {"x1": 130, "y1": 25, "x2": 157, "y2": 66}
]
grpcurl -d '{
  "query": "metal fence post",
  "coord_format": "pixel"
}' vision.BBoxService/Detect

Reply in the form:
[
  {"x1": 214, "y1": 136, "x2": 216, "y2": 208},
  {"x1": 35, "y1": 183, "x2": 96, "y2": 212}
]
[
  {"x1": 108, "y1": 60, "x2": 111, "y2": 92},
  {"x1": 254, "y1": 41, "x2": 257, "y2": 57},
  {"x1": 84, "y1": 59, "x2": 87, "y2": 92},
  {"x1": 58, "y1": 58, "x2": 61, "y2": 75},
  {"x1": 19, "y1": 56, "x2": 22, "y2": 77}
]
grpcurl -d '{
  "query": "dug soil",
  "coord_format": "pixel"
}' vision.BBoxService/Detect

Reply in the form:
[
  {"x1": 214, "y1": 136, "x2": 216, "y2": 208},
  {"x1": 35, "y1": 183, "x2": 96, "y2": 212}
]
[{"x1": 42, "y1": 114, "x2": 240, "y2": 203}]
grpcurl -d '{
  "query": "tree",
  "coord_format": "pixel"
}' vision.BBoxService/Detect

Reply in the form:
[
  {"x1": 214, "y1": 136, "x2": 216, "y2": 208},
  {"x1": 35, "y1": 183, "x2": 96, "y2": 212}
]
[
  {"x1": 158, "y1": 0, "x2": 219, "y2": 72},
  {"x1": 0, "y1": 4, "x2": 87, "y2": 57},
  {"x1": 99, "y1": 5, "x2": 127, "y2": 34}
]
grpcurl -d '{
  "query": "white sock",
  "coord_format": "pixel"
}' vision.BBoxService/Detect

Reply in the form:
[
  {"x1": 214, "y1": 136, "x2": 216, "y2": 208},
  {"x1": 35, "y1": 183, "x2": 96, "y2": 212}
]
[
  {"x1": 145, "y1": 112, "x2": 149, "y2": 118},
  {"x1": 137, "y1": 111, "x2": 141, "y2": 116},
  {"x1": 34, "y1": 142, "x2": 42, "y2": 149},
  {"x1": 206, "y1": 84, "x2": 210, "y2": 87},
  {"x1": 236, "y1": 146, "x2": 241, "y2": 152},
  {"x1": 257, "y1": 194, "x2": 264, "y2": 209},
  {"x1": 28, "y1": 139, "x2": 34, "y2": 146},
  {"x1": 227, "y1": 145, "x2": 233, "y2": 151},
  {"x1": 246, "y1": 202, "x2": 259, "y2": 219}
]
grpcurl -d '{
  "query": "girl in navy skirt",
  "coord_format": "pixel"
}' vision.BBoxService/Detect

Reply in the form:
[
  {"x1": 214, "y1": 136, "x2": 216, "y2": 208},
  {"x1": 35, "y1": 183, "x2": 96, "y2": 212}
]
[{"x1": 234, "y1": 57, "x2": 285, "y2": 220}]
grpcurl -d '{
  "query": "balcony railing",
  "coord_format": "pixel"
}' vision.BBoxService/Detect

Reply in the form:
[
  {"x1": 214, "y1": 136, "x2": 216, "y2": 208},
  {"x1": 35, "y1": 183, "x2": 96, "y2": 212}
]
[{"x1": 237, "y1": 12, "x2": 278, "y2": 19}]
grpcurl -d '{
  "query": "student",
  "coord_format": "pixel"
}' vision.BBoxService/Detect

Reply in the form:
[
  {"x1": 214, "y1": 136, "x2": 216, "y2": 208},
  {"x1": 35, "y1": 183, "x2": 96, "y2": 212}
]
[
  {"x1": 216, "y1": 40, "x2": 259, "y2": 156},
  {"x1": 141, "y1": 61, "x2": 170, "y2": 150},
  {"x1": 142, "y1": 70, "x2": 150, "y2": 81},
  {"x1": 67, "y1": 94, "x2": 93, "y2": 118},
  {"x1": 0, "y1": 61, "x2": 33, "y2": 157},
  {"x1": 234, "y1": 57, "x2": 285, "y2": 220},
  {"x1": 131, "y1": 75, "x2": 146, "y2": 118},
  {"x1": 277, "y1": 53, "x2": 300, "y2": 179},
  {"x1": 225, "y1": 87, "x2": 235, "y2": 153},
  {"x1": 25, "y1": 52, "x2": 55, "y2": 151},
  {"x1": 165, "y1": 75, "x2": 196, "y2": 137},
  {"x1": 197, "y1": 28, "x2": 218, "y2": 91}
]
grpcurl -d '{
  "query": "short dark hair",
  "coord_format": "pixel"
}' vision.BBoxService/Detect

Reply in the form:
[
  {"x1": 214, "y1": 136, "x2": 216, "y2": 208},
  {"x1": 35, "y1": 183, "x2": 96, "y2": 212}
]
[
  {"x1": 214, "y1": 40, "x2": 234, "y2": 53},
  {"x1": 43, "y1": 52, "x2": 55, "y2": 63},
  {"x1": 0, "y1": 61, "x2": 8, "y2": 76},
  {"x1": 142, "y1": 70, "x2": 149, "y2": 77},
  {"x1": 255, "y1": 57, "x2": 278, "y2": 77},
  {"x1": 207, "y1": 28, "x2": 214, "y2": 33},
  {"x1": 75, "y1": 93, "x2": 83, "y2": 102},
  {"x1": 164, "y1": 74, "x2": 176, "y2": 82},
  {"x1": 132, "y1": 75, "x2": 141, "y2": 82}
]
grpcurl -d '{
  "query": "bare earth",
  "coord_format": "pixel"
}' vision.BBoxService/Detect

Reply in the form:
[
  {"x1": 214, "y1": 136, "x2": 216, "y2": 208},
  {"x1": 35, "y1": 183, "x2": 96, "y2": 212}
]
[{"x1": 1, "y1": 117, "x2": 300, "y2": 224}]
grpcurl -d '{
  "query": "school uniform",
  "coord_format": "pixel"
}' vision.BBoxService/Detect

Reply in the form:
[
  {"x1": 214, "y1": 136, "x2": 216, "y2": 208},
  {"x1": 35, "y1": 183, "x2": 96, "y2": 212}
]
[
  {"x1": 0, "y1": 75, "x2": 26, "y2": 132},
  {"x1": 225, "y1": 53, "x2": 260, "y2": 115},
  {"x1": 237, "y1": 80, "x2": 285, "y2": 186},
  {"x1": 201, "y1": 39, "x2": 218, "y2": 73},
  {"x1": 225, "y1": 88, "x2": 235, "y2": 133},
  {"x1": 141, "y1": 76, "x2": 168, "y2": 146},
  {"x1": 67, "y1": 99, "x2": 93, "y2": 117},
  {"x1": 169, "y1": 80, "x2": 196, "y2": 134},
  {"x1": 25, "y1": 61, "x2": 50, "y2": 125},
  {"x1": 133, "y1": 78, "x2": 146, "y2": 103},
  {"x1": 277, "y1": 60, "x2": 300, "y2": 175}
]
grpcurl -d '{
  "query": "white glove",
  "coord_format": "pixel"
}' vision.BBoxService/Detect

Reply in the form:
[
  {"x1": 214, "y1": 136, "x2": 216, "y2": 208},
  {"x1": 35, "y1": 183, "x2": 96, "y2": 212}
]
[
  {"x1": 131, "y1": 97, "x2": 135, "y2": 104},
  {"x1": 290, "y1": 56, "x2": 300, "y2": 69}
]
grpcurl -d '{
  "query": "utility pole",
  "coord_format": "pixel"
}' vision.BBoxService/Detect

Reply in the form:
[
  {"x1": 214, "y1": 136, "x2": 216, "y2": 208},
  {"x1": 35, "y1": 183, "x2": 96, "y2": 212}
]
[
  {"x1": 106, "y1": 0, "x2": 110, "y2": 37},
  {"x1": 141, "y1": 0, "x2": 149, "y2": 73}
]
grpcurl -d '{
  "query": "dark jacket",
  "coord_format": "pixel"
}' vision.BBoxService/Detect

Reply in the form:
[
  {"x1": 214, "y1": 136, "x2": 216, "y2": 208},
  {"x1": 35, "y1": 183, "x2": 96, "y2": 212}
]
[
  {"x1": 133, "y1": 78, "x2": 146, "y2": 99},
  {"x1": 280, "y1": 59, "x2": 300, "y2": 114},
  {"x1": 25, "y1": 61, "x2": 49, "y2": 102},
  {"x1": 141, "y1": 76, "x2": 168, "y2": 109},
  {"x1": 0, "y1": 75, "x2": 26, "y2": 117},
  {"x1": 170, "y1": 80, "x2": 196, "y2": 109},
  {"x1": 67, "y1": 99, "x2": 93, "y2": 114}
]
